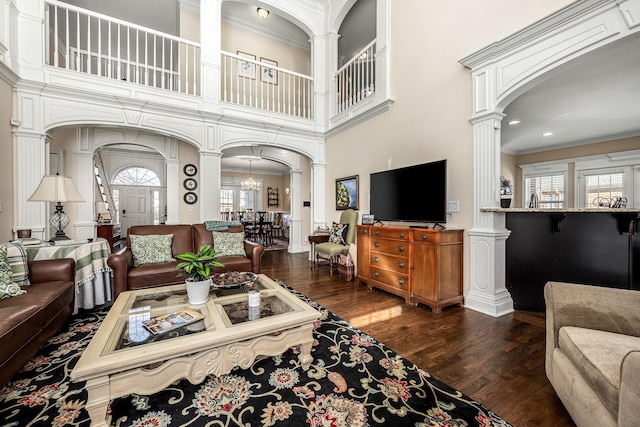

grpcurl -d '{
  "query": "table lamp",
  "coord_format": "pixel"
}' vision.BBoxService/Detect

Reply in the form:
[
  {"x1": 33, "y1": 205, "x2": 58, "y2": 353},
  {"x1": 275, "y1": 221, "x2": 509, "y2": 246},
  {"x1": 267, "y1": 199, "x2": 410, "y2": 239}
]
[{"x1": 28, "y1": 174, "x2": 85, "y2": 240}]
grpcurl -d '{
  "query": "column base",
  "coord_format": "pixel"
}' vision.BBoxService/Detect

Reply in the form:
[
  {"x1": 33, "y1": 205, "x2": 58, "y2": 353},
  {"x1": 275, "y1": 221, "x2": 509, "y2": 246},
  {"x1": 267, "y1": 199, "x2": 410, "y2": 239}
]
[{"x1": 465, "y1": 288, "x2": 514, "y2": 317}]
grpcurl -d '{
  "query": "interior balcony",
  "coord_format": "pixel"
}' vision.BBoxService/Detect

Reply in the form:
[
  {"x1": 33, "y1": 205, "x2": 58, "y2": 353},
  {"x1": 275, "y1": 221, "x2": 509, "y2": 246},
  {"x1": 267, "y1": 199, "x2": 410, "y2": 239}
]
[{"x1": 41, "y1": 0, "x2": 386, "y2": 134}]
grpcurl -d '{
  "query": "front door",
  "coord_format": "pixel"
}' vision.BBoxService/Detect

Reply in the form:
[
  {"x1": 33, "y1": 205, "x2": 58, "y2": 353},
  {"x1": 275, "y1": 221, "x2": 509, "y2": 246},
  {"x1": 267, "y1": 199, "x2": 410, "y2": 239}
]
[{"x1": 118, "y1": 186, "x2": 151, "y2": 237}]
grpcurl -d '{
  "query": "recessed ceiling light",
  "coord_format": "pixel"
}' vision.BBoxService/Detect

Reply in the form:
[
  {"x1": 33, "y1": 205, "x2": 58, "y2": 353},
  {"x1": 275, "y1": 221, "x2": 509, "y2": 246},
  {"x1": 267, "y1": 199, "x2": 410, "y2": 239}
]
[
  {"x1": 542, "y1": 132, "x2": 554, "y2": 137},
  {"x1": 257, "y1": 8, "x2": 269, "y2": 19},
  {"x1": 507, "y1": 120, "x2": 521, "y2": 125}
]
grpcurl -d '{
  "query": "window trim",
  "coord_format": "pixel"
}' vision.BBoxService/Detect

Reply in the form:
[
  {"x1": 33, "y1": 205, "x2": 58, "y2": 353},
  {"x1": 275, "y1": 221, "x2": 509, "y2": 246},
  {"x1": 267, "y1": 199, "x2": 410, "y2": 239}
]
[
  {"x1": 573, "y1": 150, "x2": 640, "y2": 208},
  {"x1": 520, "y1": 162, "x2": 568, "y2": 209},
  {"x1": 575, "y1": 166, "x2": 633, "y2": 208}
]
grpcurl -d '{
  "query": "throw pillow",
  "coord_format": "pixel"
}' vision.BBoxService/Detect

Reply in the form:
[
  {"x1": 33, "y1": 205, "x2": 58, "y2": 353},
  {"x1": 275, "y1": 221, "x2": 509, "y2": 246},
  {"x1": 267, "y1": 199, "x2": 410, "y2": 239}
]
[
  {"x1": 5, "y1": 241, "x2": 31, "y2": 286},
  {"x1": 328, "y1": 222, "x2": 349, "y2": 245},
  {"x1": 0, "y1": 245, "x2": 25, "y2": 299},
  {"x1": 212, "y1": 231, "x2": 246, "y2": 259},
  {"x1": 130, "y1": 234, "x2": 176, "y2": 267}
]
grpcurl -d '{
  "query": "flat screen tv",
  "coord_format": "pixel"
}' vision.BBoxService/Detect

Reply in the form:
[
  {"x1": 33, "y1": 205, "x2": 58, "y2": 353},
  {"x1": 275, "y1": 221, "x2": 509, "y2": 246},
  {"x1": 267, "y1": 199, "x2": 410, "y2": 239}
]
[{"x1": 369, "y1": 159, "x2": 447, "y2": 224}]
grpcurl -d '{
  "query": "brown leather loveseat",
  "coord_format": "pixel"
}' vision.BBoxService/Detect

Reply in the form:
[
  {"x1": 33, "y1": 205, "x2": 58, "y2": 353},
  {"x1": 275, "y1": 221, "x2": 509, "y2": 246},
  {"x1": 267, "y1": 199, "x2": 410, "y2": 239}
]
[
  {"x1": 108, "y1": 223, "x2": 264, "y2": 300},
  {"x1": 0, "y1": 258, "x2": 75, "y2": 388}
]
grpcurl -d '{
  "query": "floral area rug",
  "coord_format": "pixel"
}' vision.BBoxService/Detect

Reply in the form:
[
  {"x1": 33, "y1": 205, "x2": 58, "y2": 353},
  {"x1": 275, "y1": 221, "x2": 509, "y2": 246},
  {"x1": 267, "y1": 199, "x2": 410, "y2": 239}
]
[
  {"x1": 0, "y1": 283, "x2": 511, "y2": 427},
  {"x1": 263, "y1": 238, "x2": 289, "y2": 251}
]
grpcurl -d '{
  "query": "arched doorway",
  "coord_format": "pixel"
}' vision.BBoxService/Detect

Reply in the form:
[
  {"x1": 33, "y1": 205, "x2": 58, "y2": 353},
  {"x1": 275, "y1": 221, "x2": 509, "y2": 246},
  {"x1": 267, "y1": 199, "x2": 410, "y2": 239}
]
[
  {"x1": 111, "y1": 165, "x2": 165, "y2": 236},
  {"x1": 461, "y1": 1, "x2": 640, "y2": 317}
]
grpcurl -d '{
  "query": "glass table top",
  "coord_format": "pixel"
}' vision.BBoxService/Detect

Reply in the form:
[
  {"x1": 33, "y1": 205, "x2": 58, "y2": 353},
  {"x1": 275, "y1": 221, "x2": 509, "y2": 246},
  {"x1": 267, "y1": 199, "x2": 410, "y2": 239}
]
[{"x1": 104, "y1": 275, "x2": 299, "y2": 354}]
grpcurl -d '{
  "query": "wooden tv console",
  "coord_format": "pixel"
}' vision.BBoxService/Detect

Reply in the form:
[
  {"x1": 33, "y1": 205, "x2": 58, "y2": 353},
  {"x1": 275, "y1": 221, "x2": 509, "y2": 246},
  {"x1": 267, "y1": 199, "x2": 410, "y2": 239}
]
[{"x1": 356, "y1": 225, "x2": 463, "y2": 313}]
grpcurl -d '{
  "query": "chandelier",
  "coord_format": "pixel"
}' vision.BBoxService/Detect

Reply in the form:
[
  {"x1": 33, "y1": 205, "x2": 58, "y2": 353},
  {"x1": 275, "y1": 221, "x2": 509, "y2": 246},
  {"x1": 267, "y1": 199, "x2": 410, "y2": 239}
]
[{"x1": 241, "y1": 160, "x2": 260, "y2": 191}]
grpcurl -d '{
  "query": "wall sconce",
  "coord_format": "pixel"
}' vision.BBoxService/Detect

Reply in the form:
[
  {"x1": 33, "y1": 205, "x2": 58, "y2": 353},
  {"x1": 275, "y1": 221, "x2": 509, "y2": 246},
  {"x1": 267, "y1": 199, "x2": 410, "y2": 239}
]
[
  {"x1": 257, "y1": 7, "x2": 269, "y2": 19},
  {"x1": 285, "y1": 187, "x2": 290, "y2": 195}
]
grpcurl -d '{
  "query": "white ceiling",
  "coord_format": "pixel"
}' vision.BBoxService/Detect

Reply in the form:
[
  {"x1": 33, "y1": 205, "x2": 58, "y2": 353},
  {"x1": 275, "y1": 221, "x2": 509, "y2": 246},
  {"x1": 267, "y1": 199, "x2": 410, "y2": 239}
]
[{"x1": 501, "y1": 32, "x2": 640, "y2": 155}]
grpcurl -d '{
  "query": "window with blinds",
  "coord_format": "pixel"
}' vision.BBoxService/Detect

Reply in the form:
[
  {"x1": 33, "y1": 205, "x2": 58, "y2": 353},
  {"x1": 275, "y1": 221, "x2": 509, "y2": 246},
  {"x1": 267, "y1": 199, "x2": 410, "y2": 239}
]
[
  {"x1": 585, "y1": 172, "x2": 624, "y2": 208},
  {"x1": 525, "y1": 175, "x2": 565, "y2": 208}
]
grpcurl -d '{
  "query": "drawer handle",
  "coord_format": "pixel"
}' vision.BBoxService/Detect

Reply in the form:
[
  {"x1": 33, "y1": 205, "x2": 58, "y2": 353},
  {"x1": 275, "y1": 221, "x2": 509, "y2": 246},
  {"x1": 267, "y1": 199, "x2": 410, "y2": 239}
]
[
  {"x1": 399, "y1": 233, "x2": 404, "y2": 238},
  {"x1": 373, "y1": 271, "x2": 380, "y2": 278},
  {"x1": 374, "y1": 242, "x2": 380, "y2": 248},
  {"x1": 373, "y1": 257, "x2": 379, "y2": 263},
  {"x1": 397, "y1": 262, "x2": 404, "y2": 269},
  {"x1": 374, "y1": 230, "x2": 380, "y2": 236},
  {"x1": 421, "y1": 235, "x2": 427, "y2": 240},
  {"x1": 397, "y1": 245, "x2": 404, "y2": 253},
  {"x1": 397, "y1": 278, "x2": 405, "y2": 286}
]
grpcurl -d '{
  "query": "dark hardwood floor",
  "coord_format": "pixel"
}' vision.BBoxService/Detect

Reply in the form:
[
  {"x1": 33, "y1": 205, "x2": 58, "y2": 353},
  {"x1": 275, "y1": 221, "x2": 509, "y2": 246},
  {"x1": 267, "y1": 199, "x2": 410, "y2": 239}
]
[{"x1": 261, "y1": 249, "x2": 575, "y2": 427}]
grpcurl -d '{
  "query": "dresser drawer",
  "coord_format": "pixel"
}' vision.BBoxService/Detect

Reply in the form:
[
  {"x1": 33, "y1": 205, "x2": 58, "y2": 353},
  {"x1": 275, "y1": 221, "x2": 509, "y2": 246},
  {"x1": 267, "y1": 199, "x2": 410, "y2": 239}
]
[
  {"x1": 370, "y1": 252, "x2": 408, "y2": 273},
  {"x1": 368, "y1": 267, "x2": 408, "y2": 289},
  {"x1": 411, "y1": 229, "x2": 464, "y2": 244},
  {"x1": 370, "y1": 227, "x2": 410, "y2": 240},
  {"x1": 371, "y1": 238, "x2": 408, "y2": 255}
]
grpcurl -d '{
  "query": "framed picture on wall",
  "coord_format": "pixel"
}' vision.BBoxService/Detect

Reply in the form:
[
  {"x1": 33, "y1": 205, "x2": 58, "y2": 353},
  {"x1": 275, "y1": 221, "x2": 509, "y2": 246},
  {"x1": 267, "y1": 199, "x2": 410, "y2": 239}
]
[
  {"x1": 335, "y1": 175, "x2": 359, "y2": 210},
  {"x1": 237, "y1": 51, "x2": 256, "y2": 79},
  {"x1": 260, "y1": 58, "x2": 278, "y2": 85}
]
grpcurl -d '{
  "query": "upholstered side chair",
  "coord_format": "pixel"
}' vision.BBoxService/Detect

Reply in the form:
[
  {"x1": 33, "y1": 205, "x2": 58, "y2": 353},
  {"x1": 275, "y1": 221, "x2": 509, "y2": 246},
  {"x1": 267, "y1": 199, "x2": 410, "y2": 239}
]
[{"x1": 315, "y1": 208, "x2": 358, "y2": 274}]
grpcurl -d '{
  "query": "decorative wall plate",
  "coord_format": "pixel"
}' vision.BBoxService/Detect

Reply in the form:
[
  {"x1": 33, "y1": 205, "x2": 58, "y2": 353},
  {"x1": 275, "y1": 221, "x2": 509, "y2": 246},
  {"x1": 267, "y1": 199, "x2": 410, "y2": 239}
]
[
  {"x1": 184, "y1": 192, "x2": 198, "y2": 204},
  {"x1": 183, "y1": 164, "x2": 197, "y2": 176},
  {"x1": 183, "y1": 178, "x2": 198, "y2": 191}
]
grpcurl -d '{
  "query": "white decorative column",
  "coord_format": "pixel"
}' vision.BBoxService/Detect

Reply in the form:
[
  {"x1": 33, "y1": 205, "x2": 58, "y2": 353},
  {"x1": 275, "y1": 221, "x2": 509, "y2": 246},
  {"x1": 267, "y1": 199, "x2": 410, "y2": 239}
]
[
  {"x1": 374, "y1": 0, "x2": 390, "y2": 99},
  {"x1": 459, "y1": 0, "x2": 640, "y2": 317},
  {"x1": 199, "y1": 0, "x2": 221, "y2": 106},
  {"x1": 318, "y1": 31, "x2": 338, "y2": 122},
  {"x1": 200, "y1": 151, "x2": 221, "y2": 221},
  {"x1": 288, "y1": 154, "x2": 305, "y2": 253},
  {"x1": 465, "y1": 114, "x2": 513, "y2": 317},
  {"x1": 14, "y1": 130, "x2": 48, "y2": 239},
  {"x1": 16, "y1": 0, "x2": 44, "y2": 81},
  {"x1": 73, "y1": 128, "x2": 97, "y2": 240}
]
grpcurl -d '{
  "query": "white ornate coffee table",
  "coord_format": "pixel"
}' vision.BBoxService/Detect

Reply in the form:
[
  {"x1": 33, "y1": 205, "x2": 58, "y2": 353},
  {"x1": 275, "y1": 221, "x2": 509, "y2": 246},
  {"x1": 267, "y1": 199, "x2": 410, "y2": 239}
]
[{"x1": 71, "y1": 274, "x2": 320, "y2": 427}]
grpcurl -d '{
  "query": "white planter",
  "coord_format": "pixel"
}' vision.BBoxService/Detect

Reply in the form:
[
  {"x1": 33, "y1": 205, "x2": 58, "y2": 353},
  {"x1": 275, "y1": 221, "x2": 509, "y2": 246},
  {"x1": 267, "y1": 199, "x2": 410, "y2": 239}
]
[{"x1": 186, "y1": 278, "x2": 211, "y2": 304}]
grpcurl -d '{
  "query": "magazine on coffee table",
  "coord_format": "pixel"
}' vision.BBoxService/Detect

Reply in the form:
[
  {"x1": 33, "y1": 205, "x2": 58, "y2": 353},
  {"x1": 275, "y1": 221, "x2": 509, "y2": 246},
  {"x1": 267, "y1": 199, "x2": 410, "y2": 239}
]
[{"x1": 142, "y1": 309, "x2": 205, "y2": 335}]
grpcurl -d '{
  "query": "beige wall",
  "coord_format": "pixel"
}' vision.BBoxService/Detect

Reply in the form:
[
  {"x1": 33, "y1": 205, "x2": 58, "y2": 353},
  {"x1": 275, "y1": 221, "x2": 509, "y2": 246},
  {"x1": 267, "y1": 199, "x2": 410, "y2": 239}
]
[
  {"x1": 327, "y1": 0, "x2": 572, "y2": 223},
  {"x1": 178, "y1": 141, "x2": 201, "y2": 224},
  {"x1": 179, "y1": 5, "x2": 200, "y2": 42},
  {"x1": 325, "y1": 0, "x2": 573, "y2": 291},
  {"x1": 0, "y1": 79, "x2": 14, "y2": 241},
  {"x1": 222, "y1": 22, "x2": 310, "y2": 75},
  {"x1": 515, "y1": 136, "x2": 640, "y2": 165},
  {"x1": 501, "y1": 153, "x2": 518, "y2": 207}
]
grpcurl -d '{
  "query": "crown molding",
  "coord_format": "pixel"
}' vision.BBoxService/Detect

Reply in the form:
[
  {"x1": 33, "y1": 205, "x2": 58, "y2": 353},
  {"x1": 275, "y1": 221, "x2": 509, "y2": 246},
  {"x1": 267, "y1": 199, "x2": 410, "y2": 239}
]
[{"x1": 222, "y1": 15, "x2": 311, "y2": 52}]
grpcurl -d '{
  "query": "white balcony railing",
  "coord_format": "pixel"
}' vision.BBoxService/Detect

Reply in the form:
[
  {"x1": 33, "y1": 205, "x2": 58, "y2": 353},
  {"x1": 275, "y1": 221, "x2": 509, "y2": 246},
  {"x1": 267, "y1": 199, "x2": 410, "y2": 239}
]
[
  {"x1": 45, "y1": 0, "x2": 201, "y2": 95},
  {"x1": 335, "y1": 40, "x2": 376, "y2": 114},
  {"x1": 221, "y1": 51, "x2": 313, "y2": 119}
]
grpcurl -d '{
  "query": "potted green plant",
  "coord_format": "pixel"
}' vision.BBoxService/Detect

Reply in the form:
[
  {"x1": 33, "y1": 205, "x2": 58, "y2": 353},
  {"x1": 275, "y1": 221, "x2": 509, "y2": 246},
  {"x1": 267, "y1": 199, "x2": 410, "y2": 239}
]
[{"x1": 176, "y1": 245, "x2": 224, "y2": 304}]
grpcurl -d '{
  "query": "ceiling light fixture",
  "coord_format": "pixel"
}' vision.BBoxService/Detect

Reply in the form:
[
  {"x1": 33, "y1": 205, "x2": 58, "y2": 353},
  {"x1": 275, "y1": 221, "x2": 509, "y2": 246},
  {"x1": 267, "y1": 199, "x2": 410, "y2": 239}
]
[
  {"x1": 507, "y1": 120, "x2": 521, "y2": 125},
  {"x1": 257, "y1": 7, "x2": 269, "y2": 19},
  {"x1": 542, "y1": 131, "x2": 554, "y2": 137},
  {"x1": 241, "y1": 159, "x2": 260, "y2": 191}
]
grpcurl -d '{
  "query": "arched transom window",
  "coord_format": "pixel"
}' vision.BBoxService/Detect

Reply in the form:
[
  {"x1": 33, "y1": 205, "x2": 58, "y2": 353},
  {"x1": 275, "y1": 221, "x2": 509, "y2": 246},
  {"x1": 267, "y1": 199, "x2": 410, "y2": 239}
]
[{"x1": 113, "y1": 166, "x2": 161, "y2": 186}]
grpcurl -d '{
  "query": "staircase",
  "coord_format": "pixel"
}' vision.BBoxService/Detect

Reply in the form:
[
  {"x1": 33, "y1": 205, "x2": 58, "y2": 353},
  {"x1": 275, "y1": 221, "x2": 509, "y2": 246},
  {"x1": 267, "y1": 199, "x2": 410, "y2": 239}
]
[{"x1": 93, "y1": 152, "x2": 117, "y2": 223}]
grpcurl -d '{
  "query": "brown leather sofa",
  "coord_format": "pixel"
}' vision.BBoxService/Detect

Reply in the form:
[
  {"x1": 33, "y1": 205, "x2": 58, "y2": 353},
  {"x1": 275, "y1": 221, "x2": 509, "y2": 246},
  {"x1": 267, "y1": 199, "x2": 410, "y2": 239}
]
[
  {"x1": 108, "y1": 223, "x2": 264, "y2": 300},
  {"x1": 0, "y1": 258, "x2": 75, "y2": 388}
]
